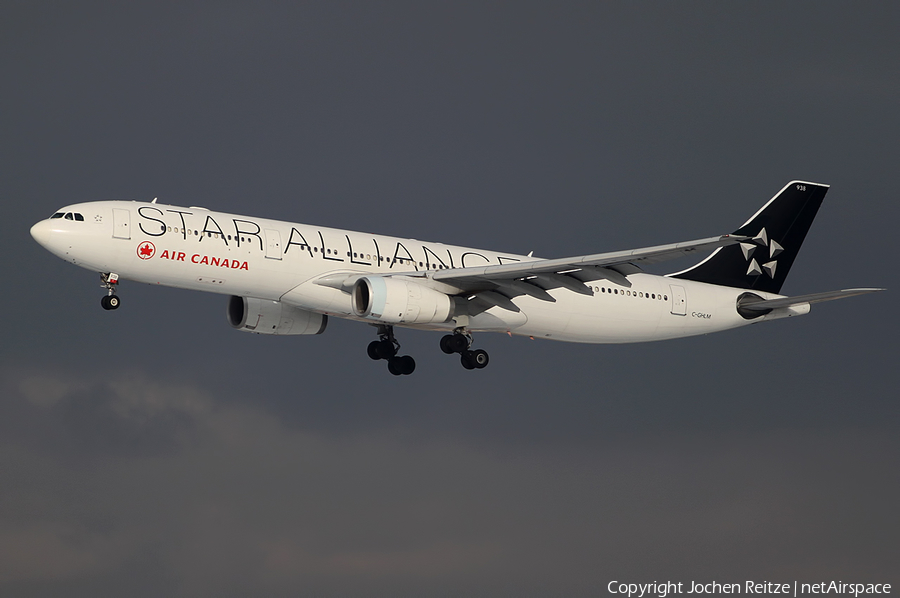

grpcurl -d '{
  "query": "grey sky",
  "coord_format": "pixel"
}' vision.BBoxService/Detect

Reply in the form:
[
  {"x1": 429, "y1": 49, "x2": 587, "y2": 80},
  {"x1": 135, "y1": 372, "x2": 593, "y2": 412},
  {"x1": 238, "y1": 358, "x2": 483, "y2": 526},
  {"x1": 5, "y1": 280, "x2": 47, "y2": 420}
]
[{"x1": 2, "y1": 2, "x2": 897, "y2": 596}]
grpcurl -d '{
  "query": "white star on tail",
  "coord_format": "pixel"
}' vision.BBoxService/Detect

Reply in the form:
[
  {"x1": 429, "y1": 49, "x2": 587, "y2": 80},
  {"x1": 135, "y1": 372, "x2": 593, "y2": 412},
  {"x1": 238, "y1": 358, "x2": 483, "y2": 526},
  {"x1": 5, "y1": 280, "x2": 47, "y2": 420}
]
[{"x1": 744, "y1": 229, "x2": 782, "y2": 279}]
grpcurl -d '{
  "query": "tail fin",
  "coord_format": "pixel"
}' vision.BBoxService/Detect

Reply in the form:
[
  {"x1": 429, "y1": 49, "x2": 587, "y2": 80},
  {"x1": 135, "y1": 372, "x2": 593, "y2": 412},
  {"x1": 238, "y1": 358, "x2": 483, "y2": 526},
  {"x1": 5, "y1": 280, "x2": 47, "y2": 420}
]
[{"x1": 670, "y1": 181, "x2": 829, "y2": 294}]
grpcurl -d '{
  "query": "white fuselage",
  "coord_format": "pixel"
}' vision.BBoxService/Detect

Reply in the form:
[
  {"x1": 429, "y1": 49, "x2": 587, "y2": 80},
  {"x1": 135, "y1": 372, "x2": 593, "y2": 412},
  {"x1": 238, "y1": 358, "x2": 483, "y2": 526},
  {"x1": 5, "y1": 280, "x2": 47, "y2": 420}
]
[{"x1": 30, "y1": 200, "x2": 807, "y2": 343}]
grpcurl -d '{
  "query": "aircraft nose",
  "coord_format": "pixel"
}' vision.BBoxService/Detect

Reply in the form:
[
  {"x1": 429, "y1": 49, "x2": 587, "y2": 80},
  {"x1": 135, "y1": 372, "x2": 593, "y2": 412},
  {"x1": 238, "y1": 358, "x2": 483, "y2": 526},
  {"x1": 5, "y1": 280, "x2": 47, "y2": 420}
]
[{"x1": 30, "y1": 219, "x2": 54, "y2": 248}]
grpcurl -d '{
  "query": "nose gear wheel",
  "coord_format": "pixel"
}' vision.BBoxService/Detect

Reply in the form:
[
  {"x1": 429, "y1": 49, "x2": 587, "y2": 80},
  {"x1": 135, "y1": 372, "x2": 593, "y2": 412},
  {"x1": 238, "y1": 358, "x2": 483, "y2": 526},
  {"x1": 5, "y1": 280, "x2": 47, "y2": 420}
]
[{"x1": 99, "y1": 273, "x2": 120, "y2": 310}]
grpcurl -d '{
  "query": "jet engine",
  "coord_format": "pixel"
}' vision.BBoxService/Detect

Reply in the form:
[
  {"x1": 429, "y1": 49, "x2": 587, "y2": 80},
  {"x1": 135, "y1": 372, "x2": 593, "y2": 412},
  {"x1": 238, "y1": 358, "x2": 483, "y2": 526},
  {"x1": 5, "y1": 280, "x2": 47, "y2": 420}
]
[
  {"x1": 351, "y1": 276, "x2": 452, "y2": 324},
  {"x1": 227, "y1": 296, "x2": 328, "y2": 335}
]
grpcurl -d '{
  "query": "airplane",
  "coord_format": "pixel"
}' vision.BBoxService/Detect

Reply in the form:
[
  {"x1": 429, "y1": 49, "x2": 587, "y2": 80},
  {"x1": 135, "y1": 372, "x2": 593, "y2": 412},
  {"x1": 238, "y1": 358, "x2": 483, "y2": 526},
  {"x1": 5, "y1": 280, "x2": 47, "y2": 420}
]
[{"x1": 30, "y1": 180, "x2": 882, "y2": 375}]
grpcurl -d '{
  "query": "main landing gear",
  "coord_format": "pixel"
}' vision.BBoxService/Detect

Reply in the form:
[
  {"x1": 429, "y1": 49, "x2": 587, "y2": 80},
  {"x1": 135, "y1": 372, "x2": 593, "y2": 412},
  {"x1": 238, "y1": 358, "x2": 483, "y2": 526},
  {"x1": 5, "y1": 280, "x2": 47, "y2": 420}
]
[
  {"x1": 367, "y1": 325, "x2": 416, "y2": 376},
  {"x1": 440, "y1": 329, "x2": 490, "y2": 370},
  {"x1": 100, "y1": 273, "x2": 120, "y2": 311},
  {"x1": 367, "y1": 326, "x2": 490, "y2": 375}
]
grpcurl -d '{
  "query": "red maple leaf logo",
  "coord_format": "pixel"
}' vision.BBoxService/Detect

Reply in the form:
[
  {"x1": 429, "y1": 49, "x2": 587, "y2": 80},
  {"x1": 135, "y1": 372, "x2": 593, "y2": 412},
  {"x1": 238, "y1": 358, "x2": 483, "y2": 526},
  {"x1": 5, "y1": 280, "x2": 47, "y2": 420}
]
[{"x1": 137, "y1": 242, "x2": 155, "y2": 259}]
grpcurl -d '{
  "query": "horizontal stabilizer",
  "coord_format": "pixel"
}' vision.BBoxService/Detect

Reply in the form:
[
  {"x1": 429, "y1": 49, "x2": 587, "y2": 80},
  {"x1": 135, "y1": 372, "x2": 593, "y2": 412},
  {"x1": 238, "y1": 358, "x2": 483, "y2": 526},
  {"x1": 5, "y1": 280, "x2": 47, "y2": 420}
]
[{"x1": 738, "y1": 288, "x2": 885, "y2": 312}]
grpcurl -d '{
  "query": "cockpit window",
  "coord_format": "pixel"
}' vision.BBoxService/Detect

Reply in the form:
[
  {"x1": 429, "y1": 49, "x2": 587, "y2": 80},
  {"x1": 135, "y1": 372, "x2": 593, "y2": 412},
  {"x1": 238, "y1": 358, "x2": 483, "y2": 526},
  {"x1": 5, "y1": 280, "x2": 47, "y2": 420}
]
[
  {"x1": 64, "y1": 213, "x2": 74, "y2": 220},
  {"x1": 74, "y1": 213, "x2": 84, "y2": 221},
  {"x1": 51, "y1": 212, "x2": 64, "y2": 219}
]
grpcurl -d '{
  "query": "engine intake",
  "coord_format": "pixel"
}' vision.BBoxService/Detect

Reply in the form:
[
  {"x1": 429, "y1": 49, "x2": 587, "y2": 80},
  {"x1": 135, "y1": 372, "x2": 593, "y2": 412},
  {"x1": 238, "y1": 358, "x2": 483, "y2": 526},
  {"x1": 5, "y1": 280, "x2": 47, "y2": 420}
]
[
  {"x1": 351, "y1": 276, "x2": 452, "y2": 324},
  {"x1": 227, "y1": 296, "x2": 328, "y2": 335}
]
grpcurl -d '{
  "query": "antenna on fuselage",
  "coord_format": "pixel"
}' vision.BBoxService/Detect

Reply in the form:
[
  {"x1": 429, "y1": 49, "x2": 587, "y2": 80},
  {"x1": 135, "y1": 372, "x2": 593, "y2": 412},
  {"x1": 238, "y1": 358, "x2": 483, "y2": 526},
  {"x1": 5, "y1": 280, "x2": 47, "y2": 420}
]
[{"x1": 151, "y1": 197, "x2": 158, "y2": 204}]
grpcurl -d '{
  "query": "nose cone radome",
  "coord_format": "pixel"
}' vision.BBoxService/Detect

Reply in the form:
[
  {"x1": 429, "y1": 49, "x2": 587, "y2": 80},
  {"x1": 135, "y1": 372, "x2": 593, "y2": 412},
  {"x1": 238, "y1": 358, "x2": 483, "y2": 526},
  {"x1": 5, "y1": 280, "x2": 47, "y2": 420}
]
[{"x1": 30, "y1": 219, "x2": 54, "y2": 249}]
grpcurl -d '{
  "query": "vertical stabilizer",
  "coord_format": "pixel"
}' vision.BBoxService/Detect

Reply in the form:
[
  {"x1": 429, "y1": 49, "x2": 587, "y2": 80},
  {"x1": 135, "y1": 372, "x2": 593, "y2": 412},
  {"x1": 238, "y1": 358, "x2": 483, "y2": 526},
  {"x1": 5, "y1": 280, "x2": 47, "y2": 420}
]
[{"x1": 670, "y1": 181, "x2": 829, "y2": 294}]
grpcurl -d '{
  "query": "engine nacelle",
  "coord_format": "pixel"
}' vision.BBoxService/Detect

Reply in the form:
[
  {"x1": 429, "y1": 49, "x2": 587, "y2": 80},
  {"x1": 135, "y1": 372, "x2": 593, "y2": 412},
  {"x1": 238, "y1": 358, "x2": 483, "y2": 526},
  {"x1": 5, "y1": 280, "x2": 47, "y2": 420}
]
[
  {"x1": 351, "y1": 276, "x2": 452, "y2": 324},
  {"x1": 227, "y1": 296, "x2": 328, "y2": 335}
]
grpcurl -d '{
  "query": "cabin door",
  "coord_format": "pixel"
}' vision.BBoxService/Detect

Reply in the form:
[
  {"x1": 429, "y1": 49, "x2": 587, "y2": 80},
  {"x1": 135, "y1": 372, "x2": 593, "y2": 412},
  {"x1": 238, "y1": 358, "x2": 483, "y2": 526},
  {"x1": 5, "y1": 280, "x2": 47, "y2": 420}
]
[{"x1": 669, "y1": 284, "x2": 687, "y2": 316}]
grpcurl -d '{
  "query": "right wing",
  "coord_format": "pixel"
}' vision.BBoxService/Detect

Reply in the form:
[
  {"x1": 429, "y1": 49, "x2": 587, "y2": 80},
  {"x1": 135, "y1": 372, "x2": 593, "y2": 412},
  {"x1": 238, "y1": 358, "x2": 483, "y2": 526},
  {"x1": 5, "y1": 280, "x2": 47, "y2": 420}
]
[
  {"x1": 313, "y1": 234, "x2": 748, "y2": 313},
  {"x1": 428, "y1": 234, "x2": 747, "y2": 298}
]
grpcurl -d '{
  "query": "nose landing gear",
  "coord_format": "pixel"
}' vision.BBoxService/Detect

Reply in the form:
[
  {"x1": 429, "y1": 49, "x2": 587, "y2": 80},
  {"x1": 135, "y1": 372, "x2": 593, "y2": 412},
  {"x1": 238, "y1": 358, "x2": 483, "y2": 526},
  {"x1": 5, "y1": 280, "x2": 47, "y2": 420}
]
[
  {"x1": 367, "y1": 325, "x2": 416, "y2": 376},
  {"x1": 440, "y1": 329, "x2": 490, "y2": 370},
  {"x1": 100, "y1": 273, "x2": 120, "y2": 310}
]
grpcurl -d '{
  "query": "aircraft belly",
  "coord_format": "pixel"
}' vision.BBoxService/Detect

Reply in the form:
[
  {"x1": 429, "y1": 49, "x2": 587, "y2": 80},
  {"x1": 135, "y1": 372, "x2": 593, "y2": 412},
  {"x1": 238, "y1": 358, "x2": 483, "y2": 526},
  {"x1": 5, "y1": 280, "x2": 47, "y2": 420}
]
[
  {"x1": 281, "y1": 280, "x2": 352, "y2": 316},
  {"x1": 467, "y1": 306, "x2": 527, "y2": 331}
]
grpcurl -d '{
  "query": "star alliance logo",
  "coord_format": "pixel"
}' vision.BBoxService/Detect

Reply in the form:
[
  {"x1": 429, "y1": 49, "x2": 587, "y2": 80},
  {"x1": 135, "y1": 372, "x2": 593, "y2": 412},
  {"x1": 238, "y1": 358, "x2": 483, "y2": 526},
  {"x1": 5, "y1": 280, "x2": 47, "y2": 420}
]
[{"x1": 740, "y1": 227, "x2": 782, "y2": 278}]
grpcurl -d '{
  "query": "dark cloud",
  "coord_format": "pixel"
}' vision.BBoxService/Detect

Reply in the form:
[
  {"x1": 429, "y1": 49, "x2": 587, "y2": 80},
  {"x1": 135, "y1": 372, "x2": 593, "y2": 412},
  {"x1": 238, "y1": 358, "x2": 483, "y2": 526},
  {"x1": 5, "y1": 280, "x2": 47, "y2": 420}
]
[
  {"x1": 1, "y1": 369, "x2": 896, "y2": 597},
  {"x1": 1, "y1": 2, "x2": 897, "y2": 595}
]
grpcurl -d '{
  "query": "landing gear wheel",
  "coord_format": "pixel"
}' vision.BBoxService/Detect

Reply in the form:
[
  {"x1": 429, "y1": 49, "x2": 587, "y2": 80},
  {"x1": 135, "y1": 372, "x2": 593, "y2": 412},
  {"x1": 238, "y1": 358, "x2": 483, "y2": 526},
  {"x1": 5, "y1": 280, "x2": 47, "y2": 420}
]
[
  {"x1": 367, "y1": 340, "x2": 382, "y2": 360},
  {"x1": 449, "y1": 333, "x2": 469, "y2": 353},
  {"x1": 388, "y1": 358, "x2": 402, "y2": 376},
  {"x1": 101, "y1": 295, "x2": 119, "y2": 310},
  {"x1": 460, "y1": 349, "x2": 489, "y2": 370},
  {"x1": 388, "y1": 355, "x2": 415, "y2": 375},
  {"x1": 471, "y1": 349, "x2": 489, "y2": 369},
  {"x1": 398, "y1": 355, "x2": 416, "y2": 375},
  {"x1": 376, "y1": 339, "x2": 397, "y2": 360},
  {"x1": 440, "y1": 334, "x2": 455, "y2": 354}
]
